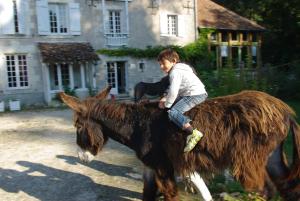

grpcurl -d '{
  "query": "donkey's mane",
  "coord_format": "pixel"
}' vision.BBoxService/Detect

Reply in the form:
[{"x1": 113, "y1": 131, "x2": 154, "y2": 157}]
[{"x1": 84, "y1": 98, "x2": 164, "y2": 123}]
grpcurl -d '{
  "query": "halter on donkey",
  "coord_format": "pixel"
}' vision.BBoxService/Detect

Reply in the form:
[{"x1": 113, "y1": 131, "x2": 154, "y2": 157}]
[{"x1": 60, "y1": 87, "x2": 300, "y2": 201}]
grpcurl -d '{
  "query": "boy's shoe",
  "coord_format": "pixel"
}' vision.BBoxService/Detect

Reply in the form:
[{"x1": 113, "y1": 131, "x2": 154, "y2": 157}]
[{"x1": 184, "y1": 129, "x2": 203, "y2": 153}]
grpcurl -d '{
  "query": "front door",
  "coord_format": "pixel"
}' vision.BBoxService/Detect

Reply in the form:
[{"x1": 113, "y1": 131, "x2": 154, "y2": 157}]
[{"x1": 106, "y1": 61, "x2": 126, "y2": 94}]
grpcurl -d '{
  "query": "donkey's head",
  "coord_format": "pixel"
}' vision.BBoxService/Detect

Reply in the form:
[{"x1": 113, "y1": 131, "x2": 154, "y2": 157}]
[{"x1": 60, "y1": 86, "x2": 112, "y2": 163}]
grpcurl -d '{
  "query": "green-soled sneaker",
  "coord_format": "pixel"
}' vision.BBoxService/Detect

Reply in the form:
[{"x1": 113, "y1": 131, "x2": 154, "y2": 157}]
[{"x1": 184, "y1": 129, "x2": 203, "y2": 153}]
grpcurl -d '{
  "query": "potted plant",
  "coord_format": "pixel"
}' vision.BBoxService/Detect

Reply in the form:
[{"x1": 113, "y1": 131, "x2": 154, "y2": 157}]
[
  {"x1": 9, "y1": 99, "x2": 21, "y2": 111},
  {"x1": 0, "y1": 100, "x2": 4, "y2": 112}
]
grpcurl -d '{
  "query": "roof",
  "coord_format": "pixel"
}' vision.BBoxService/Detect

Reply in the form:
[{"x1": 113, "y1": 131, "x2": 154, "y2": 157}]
[
  {"x1": 38, "y1": 43, "x2": 99, "y2": 64},
  {"x1": 197, "y1": 0, "x2": 265, "y2": 31}
]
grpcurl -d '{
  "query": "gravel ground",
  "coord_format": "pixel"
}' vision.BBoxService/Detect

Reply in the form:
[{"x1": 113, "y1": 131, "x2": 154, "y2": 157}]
[
  {"x1": 0, "y1": 108, "x2": 144, "y2": 201},
  {"x1": 0, "y1": 108, "x2": 202, "y2": 201}
]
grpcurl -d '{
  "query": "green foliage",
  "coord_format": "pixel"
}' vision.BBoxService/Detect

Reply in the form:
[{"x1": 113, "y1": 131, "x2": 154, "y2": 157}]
[
  {"x1": 97, "y1": 29, "x2": 216, "y2": 69},
  {"x1": 214, "y1": 0, "x2": 300, "y2": 64},
  {"x1": 88, "y1": 86, "x2": 97, "y2": 97},
  {"x1": 63, "y1": 86, "x2": 76, "y2": 97},
  {"x1": 201, "y1": 67, "x2": 270, "y2": 98}
]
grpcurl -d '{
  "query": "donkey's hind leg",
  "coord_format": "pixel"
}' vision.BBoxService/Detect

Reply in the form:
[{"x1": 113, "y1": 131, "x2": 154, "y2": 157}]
[{"x1": 266, "y1": 142, "x2": 292, "y2": 199}]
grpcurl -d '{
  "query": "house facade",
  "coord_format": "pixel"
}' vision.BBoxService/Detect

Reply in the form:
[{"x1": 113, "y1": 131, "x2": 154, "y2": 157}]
[
  {"x1": 197, "y1": 0, "x2": 265, "y2": 68},
  {"x1": 0, "y1": 0, "x2": 198, "y2": 106}
]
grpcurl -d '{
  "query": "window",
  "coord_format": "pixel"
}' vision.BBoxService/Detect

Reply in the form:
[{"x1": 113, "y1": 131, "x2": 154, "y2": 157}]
[
  {"x1": 61, "y1": 64, "x2": 70, "y2": 87},
  {"x1": 167, "y1": 15, "x2": 177, "y2": 36},
  {"x1": 221, "y1": 32, "x2": 228, "y2": 42},
  {"x1": 210, "y1": 32, "x2": 217, "y2": 41},
  {"x1": 109, "y1": 10, "x2": 121, "y2": 35},
  {"x1": 231, "y1": 32, "x2": 238, "y2": 41},
  {"x1": 252, "y1": 33, "x2": 257, "y2": 42},
  {"x1": 12, "y1": 0, "x2": 19, "y2": 33},
  {"x1": 6, "y1": 55, "x2": 29, "y2": 88},
  {"x1": 49, "y1": 3, "x2": 68, "y2": 34},
  {"x1": 49, "y1": 64, "x2": 70, "y2": 90},
  {"x1": 241, "y1": 32, "x2": 248, "y2": 41}
]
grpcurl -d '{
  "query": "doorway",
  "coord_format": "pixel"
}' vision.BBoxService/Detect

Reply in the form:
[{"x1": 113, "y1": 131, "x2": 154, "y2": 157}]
[{"x1": 106, "y1": 61, "x2": 126, "y2": 94}]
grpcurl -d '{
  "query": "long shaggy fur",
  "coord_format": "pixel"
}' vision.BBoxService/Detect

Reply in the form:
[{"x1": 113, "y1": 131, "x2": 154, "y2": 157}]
[{"x1": 62, "y1": 90, "x2": 300, "y2": 200}]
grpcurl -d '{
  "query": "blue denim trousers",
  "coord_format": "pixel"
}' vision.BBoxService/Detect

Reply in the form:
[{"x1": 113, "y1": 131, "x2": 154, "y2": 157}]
[{"x1": 168, "y1": 94, "x2": 207, "y2": 129}]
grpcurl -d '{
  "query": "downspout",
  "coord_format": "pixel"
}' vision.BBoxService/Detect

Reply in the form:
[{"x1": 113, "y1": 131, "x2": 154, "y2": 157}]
[
  {"x1": 194, "y1": 0, "x2": 198, "y2": 40},
  {"x1": 102, "y1": 0, "x2": 106, "y2": 34}
]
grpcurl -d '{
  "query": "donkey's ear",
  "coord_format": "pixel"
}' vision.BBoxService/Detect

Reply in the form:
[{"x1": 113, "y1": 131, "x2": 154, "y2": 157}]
[
  {"x1": 59, "y1": 92, "x2": 87, "y2": 113},
  {"x1": 94, "y1": 86, "x2": 112, "y2": 100}
]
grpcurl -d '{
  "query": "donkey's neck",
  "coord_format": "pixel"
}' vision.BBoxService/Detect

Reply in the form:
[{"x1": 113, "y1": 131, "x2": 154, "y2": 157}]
[{"x1": 89, "y1": 101, "x2": 141, "y2": 149}]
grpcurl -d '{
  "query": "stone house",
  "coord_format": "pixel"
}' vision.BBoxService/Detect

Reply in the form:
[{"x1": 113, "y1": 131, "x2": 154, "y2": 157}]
[{"x1": 0, "y1": 0, "x2": 198, "y2": 106}]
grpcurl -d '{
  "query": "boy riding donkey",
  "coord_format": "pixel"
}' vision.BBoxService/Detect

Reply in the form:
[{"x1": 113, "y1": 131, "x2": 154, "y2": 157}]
[{"x1": 157, "y1": 49, "x2": 208, "y2": 152}]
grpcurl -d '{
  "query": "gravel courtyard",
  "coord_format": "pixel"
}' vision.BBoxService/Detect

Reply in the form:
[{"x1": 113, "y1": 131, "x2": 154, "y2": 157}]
[
  {"x1": 0, "y1": 108, "x2": 202, "y2": 201},
  {"x1": 0, "y1": 108, "x2": 145, "y2": 201}
]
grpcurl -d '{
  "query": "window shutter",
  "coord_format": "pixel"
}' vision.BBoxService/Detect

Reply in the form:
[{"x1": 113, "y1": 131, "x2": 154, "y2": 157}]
[
  {"x1": 36, "y1": 0, "x2": 50, "y2": 35},
  {"x1": 159, "y1": 13, "x2": 168, "y2": 36},
  {"x1": 16, "y1": 0, "x2": 27, "y2": 34},
  {"x1": 69, "y1": 3, "x2": 81, "y2": 35},
  {"x1": 1, "y1": 0, "x2": 15, "y2": 34},
  {"x1": 177, "y1": 15, "x2": 185, "y2": 37},
  {"x1": 104, "y1": 10, "x2": 110, "y2": 34}
]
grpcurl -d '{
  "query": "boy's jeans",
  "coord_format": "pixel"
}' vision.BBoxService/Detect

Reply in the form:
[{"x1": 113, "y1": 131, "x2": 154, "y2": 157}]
[{"x1": 168, "y1": 94, "x2": 208, "y2": 129}]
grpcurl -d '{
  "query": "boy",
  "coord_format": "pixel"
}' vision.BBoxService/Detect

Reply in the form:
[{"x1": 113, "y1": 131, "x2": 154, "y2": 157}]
[{"x1": 157, "y1": 49, "x2": 207, "y2": 152}]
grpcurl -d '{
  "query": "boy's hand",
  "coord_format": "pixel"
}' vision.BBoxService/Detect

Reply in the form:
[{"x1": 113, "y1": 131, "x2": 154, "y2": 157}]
[
  {"x1": 159, "y1": 101, "x2": 165, "y2": 109},
  {"x1": 159, "y1": 97, "x2": 166, "y2": 109}
]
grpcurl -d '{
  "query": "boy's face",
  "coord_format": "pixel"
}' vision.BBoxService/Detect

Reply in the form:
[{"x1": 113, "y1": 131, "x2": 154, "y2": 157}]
[{"x1": 159, "y1": 59, "x2": 175, "y2": 73}]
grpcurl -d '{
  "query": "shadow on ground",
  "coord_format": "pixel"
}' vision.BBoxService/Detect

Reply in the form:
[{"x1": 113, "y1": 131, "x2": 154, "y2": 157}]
[{"x1": 0, "y1": 160, "x2": 141, "y2": 201}]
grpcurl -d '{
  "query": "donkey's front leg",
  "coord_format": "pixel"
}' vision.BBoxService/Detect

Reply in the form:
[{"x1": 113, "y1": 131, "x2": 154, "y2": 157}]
[
  {"x1": 154, "y1": 167, "x2": 179, "y2": 201},
  {"x1": 143, "y1": 167, "x2": 158, "y2": 201}
]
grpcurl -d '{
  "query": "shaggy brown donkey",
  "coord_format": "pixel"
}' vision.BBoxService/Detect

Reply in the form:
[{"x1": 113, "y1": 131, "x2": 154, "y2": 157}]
[{"x1": 60, "y1": 88, "x2": 300, "y2": 201}]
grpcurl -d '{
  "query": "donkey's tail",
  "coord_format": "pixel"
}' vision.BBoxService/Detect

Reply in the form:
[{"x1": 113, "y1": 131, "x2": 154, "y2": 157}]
[
  {"x1": 288, "y1": 118, "x2": 300, "y2": 180},
  {"x1": 282, "y1": 118, "x2": 300, "y2": 200}
]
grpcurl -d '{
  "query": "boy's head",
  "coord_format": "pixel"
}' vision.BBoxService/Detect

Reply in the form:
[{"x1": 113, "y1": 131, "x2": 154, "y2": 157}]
[{"x1": 157, "y1": 49, "x2": 180, "y2": 73}]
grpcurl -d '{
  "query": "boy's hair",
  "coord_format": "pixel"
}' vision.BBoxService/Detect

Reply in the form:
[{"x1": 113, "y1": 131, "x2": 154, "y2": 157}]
[{"x1": 157, "y1": 49, "x2": 180, "y2": 63}]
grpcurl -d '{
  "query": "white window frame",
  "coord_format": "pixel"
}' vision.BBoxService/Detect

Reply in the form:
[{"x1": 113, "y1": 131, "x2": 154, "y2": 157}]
[
  {"x1": 167, "y1": 15, "x2": 177, "y2": 36},
  {"x1": 12, "y1": 0, "x2": 20, "y2": 33},
  {"x1": 108, "y1": 10, "x2": 122, "y2": 36},
  {"x1": 6, "y1": 54, "x2": 29, "y2": 89},
  {"x1": 48, "y1": 3, "x2": 69, "y2": 35}
]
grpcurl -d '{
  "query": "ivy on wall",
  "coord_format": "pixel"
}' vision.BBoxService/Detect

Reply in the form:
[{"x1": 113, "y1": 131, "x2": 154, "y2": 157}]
[{"x1": 97, "y1": 28, "x2": 216, "y2": 69}]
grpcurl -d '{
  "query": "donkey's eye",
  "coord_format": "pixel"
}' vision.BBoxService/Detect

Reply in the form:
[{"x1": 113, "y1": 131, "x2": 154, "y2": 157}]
[{"x1": 77, "y1": 124, "x2": 83, "y2": 130}]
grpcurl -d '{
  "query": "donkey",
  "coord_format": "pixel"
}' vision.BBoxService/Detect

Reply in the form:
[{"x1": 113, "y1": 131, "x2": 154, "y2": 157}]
[
  {"x1": 60, "y1": 87, "x2": 300, "y2": 201},
  {"x1": 134, "y1": 76, "x2": 169, "y2": 103}
]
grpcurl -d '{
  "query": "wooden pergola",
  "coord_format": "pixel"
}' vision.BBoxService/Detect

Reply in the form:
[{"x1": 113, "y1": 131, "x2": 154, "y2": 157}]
[{"x1": 197, "y1": 0, "x2": 266, "y2": 68}]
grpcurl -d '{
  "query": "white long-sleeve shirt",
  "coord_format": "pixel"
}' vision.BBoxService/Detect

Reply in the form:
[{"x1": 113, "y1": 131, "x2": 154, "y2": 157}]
[{"x1": 164, "y1": 63, "x2": 207, "y2": 108}]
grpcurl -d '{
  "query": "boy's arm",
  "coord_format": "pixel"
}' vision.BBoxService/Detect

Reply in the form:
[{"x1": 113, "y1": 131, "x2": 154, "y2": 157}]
[{"x1": 165, "y1": 71, "x2": 182, "y2": 108}]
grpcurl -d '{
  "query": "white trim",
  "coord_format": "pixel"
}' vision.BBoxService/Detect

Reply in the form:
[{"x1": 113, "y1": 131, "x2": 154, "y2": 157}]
[
  {"x1": 80, "y1": 64, "x2": 86, "y2": 89},
  {"x1": 92, "y1": 64, "x2": 96, "y2": 88},
  {"x1": 43, "y1": 63, "x2": 51, "y2": 103},
  {"x1": 57, "y1": 64, "x2": 63, "y2": 90},
  {"x1": 69, "y1": 63, "x2": 74, "y2": 89}
]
